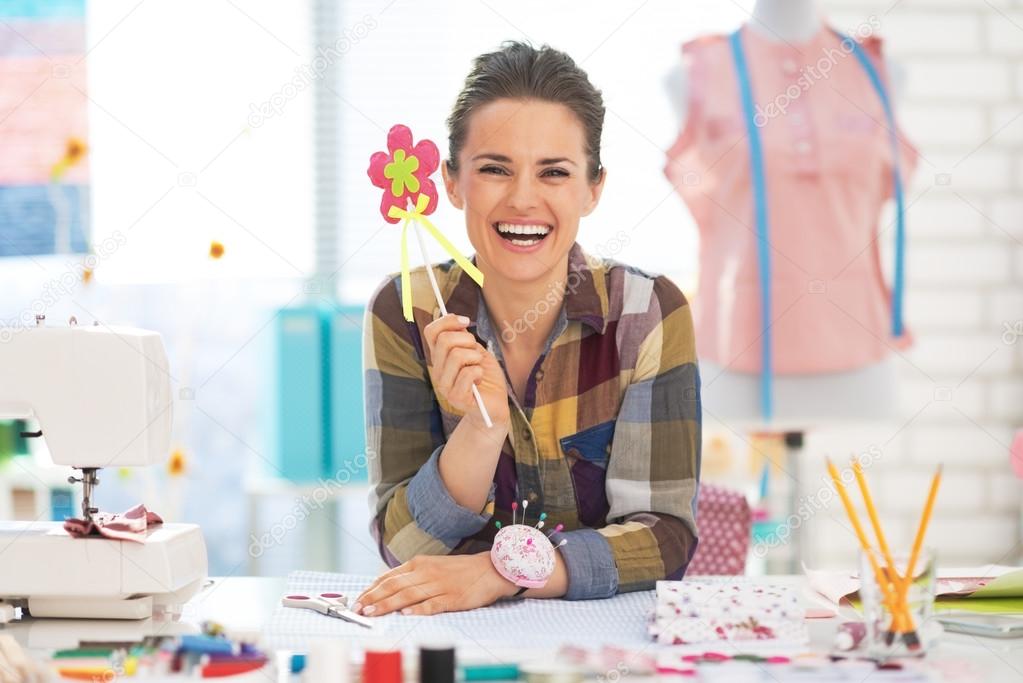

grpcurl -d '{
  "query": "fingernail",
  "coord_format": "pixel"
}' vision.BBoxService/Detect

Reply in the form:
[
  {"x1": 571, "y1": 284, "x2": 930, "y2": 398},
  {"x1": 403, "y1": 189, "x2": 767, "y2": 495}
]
[
  {"x1": 352, "y1": 602, "x2": 362, "y2": 613},
  {"x1": 363, "y1": 605, "x2": 376, "y2": 615},
  {"x1": 456, "y1": 315, "x2": 470, "y2": 325},
  {"x1": 401, "y1": 607, "x2": 412, "y2": 615}
]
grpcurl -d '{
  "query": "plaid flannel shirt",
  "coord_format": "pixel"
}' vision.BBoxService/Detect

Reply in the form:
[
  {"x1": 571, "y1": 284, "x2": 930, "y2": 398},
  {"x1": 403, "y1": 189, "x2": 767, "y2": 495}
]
[{"x1": 364, "y1": 242, "x2": 701, "y2": 599}]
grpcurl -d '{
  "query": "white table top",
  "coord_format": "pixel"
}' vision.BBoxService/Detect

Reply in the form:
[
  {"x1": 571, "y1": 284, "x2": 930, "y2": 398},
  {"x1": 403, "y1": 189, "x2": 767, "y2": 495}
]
[{"x1": 6, "y1": 576, "x2": 1023, "y2": 681}]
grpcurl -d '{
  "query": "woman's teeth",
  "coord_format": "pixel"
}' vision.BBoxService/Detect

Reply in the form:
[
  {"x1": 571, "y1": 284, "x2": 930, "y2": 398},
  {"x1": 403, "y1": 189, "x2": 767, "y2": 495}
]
[{"x1": 494, "y1": 223, "x2": 552, "y2": 246}]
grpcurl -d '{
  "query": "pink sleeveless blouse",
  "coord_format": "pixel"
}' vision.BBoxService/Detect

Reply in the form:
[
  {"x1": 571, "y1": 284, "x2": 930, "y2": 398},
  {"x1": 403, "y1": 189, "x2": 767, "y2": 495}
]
[{"x1": 665, "y1": 26, "x2": 919, "y2": 375}]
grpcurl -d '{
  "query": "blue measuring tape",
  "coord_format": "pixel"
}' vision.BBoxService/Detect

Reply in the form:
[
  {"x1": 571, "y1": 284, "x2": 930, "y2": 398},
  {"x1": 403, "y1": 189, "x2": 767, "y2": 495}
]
[{"x1": 728, "y1": 28, "x2": 907, "y2": 421}]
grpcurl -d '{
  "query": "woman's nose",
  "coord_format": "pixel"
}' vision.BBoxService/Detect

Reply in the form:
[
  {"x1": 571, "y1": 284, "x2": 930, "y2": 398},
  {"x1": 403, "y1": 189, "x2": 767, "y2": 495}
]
[{"x1": 505, "y1": 174, "x2": 539, "y2": 212}]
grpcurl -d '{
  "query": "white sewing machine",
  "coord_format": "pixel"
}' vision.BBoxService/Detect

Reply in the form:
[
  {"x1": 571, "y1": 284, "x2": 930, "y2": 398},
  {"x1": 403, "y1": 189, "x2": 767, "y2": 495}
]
[{"x1": 0, "y1": 318, "x2": 207, "y2": 620}]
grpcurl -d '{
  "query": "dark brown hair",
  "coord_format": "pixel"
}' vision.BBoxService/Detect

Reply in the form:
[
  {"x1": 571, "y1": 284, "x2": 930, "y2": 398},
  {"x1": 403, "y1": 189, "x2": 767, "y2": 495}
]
[{"x1": 446, "y1": 41, "x2": 605, "y2": 183}]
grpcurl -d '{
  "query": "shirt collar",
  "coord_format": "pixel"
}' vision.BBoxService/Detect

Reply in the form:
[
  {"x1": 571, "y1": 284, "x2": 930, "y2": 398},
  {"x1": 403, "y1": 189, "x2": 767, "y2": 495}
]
[
  {"x1": 442, "y1": 242, "x2": 609, "y2": 340},
  {"x1": 562, "y1": 241, "x2": 609, "y2": 335}
]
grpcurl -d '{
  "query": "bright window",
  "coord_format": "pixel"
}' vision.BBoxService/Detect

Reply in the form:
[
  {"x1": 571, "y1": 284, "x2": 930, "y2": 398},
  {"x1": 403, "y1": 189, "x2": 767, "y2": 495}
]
[{"x1": 85, "y1": 0, "x2": 314, "y2": 283}]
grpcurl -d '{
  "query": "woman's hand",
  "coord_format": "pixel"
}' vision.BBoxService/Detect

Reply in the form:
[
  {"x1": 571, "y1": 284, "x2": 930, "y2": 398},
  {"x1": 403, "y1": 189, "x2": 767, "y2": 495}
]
[
  {"x1": 352, "y1": 553, "x2": 518, "y2": 617},
  {"x1": 423, "y1": 314, "x2": 509, "y2": 428}
]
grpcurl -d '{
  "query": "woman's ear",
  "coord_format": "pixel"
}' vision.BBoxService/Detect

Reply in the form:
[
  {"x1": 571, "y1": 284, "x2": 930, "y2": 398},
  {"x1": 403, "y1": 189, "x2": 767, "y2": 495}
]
[
  {"x1": 580, "y1": 167, "x2": 607, "y2": 218},
  {"x1": 442, "y1": 161, "x2": 464, "y2": 210}
]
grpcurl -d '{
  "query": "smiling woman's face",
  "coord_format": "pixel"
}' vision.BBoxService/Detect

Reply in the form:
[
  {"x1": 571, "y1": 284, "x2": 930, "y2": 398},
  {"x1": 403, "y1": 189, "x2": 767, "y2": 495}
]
[{"x1": 442, "y1": 98, "x2": 605, "y2": 285}]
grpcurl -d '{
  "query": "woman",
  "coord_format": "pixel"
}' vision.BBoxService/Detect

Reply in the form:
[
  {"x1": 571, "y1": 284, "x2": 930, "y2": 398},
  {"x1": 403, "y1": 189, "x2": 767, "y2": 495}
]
[{"x1": 356, "y1": 41, "x2": 701, "y2": 617}]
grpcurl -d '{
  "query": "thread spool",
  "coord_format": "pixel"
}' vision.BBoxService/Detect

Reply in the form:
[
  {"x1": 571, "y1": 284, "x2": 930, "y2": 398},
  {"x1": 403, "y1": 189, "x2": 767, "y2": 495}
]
[
  {"x1": 362, "y1": 647, "x2": 402, "y2": 683},
  {"x1": 304, "y1": 638, "x2": 350, "y2": 683},
  {"x1": 418, "y1": 644, "x2": 455, "y2": 683},
  {"x1": 519, "y1": 662, "x2": 584, "y2": 683}
]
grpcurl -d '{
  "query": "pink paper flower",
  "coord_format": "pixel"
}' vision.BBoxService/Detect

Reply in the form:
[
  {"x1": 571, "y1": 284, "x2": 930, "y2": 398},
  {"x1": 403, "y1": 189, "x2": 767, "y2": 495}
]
[{"x1": 367, "y1": 124, "x2": 440, "y2": 224}]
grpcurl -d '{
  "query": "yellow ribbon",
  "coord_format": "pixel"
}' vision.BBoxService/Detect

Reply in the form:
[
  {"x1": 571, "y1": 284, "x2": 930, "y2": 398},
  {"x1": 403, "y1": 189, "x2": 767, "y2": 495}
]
[{"x1": 388, "y1": 194, "x2": 485, "y2": 322}]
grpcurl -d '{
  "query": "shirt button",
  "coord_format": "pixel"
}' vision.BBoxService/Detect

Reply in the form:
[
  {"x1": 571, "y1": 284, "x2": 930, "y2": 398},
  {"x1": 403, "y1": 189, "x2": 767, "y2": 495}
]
[
  {"x1": 794, "y1": 140, "x2": 812, "y2": 155},
  {"x1": 522, "y1": 429, "x2": 532, "y2": 441},
  {"x1": 535, "y1": 369, "x2": 544, "y2": 381},
  {"x1": 782, "y1": 58, "x2": 798, "y2": 75},
  {"x1": 527, "y1": 492, "x2": 538, "y2": 503}
]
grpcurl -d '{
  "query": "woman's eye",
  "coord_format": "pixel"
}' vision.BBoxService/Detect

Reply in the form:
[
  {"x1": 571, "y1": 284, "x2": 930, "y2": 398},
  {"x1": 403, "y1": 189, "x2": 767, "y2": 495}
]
[
  {"x1": 479, "y1": 165, "x2": 509, "y2": 175},
  {"x1": 541, "y1": 168, "x2": 569, "y2": 178}
]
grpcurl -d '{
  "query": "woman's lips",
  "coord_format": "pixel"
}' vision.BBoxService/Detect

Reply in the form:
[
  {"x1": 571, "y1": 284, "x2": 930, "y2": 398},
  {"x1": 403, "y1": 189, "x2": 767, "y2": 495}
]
[{"x1": 492, "y1": 221, "x2": 553, "y2": 251}]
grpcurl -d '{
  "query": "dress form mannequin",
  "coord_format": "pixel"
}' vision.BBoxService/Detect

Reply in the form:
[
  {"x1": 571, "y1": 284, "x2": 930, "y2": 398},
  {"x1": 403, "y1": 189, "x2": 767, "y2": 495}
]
[
  {"x1": 665, "y1": 0, "x2": 822, "y2": 128},
  {"x1": 749, "y1": 0, "x2": 822, "y2": 43},
  {"x1": 664, "y1": 0, "x2": 901, "y2": 432}
]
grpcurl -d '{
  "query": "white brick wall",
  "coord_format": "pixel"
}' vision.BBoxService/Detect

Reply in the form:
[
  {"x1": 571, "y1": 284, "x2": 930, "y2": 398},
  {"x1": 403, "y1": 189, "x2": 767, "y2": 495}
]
[
  {"x1": 989, "y1": 14, "x2": 1023, "y2": 56},
  {"x1": 990, "y1": 286, "x2": 1023, "y2": 324},
  {"x1": 989, "y1": 198, "x2": 1023, "y2": 239},
  {"x1": 906, "y1": 288, "x2": 984, "y2": 328},
  {"x1": 899, "y1": 104, "x2": 987, "y2": 148},
  {"x1": 803, "y1": 0, "x2": 1023, "y2": 570},
  {"x1": 905, "y1": 59, "x2": 1012, "y2": 100},
  {"x1": 896, "y1": 196, "x2": 986, "y2": 238},
  {"x1": 909, "y1": 242, "x2": 1011, "y2": 285}
]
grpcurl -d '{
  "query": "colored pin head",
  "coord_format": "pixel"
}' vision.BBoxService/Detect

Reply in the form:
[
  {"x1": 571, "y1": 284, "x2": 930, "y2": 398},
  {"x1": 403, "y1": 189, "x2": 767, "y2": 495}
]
[{"x1": 536, "y1": 511, "x2": 547, "y2": 530}]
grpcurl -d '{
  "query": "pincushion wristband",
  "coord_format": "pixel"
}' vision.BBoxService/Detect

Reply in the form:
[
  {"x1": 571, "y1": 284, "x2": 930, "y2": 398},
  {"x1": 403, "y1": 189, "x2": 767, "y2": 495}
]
[{"x1": 490, "y1": 501, "x2": 567, "y2": 590}]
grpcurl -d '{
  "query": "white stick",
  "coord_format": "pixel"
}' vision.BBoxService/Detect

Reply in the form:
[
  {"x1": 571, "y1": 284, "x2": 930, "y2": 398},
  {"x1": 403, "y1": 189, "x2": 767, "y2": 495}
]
[{"x1": 411, "y1": 220, "x2": 494, "y2": 428}]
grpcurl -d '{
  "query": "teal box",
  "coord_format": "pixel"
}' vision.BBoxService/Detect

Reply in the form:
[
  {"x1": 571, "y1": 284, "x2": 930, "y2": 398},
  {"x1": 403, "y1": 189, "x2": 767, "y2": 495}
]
[
  {"x1": 274, "y1": 305, "x2": 332, "y2": 482},
  {"x1": 329, "y1": 305, "x2": 367, "y2": 483},
  {"x1": 50, "y1": 488, "x2": 74, "y2": 521}
]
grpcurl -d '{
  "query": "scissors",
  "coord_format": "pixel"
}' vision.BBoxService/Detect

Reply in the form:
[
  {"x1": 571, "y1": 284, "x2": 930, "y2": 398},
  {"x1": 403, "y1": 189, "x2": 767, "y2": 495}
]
[{"x1": 281, "y1": 592, "x2": 373, "y2": 629}]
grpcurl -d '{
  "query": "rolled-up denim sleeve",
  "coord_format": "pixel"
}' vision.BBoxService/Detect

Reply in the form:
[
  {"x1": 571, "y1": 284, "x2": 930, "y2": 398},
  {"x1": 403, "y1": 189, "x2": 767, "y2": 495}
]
[
  {"x1": 366, "y1": 275, "x2": 497, "y2": 566},
  {"x1": 552, "y1": 527, "x2": 619, "y2": 600},
  {"x1": 405, "y1": 445, "x2": 496, "y2": 548}
]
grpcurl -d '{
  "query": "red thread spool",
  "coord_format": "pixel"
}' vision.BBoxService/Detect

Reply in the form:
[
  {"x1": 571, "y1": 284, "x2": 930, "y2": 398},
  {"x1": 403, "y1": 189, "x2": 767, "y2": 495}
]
[{"x1": 362, "y1": 648, "x2": 402, "y2": 683}]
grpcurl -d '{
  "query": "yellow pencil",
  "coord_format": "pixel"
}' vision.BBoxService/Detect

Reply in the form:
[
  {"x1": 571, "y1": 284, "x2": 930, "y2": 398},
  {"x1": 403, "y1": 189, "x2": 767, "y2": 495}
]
[
  {"x1": 852, "y1": 458, "x2": 916, "y2": 637},
  {"x1": 903, "y1": 465, "x2": 943, "y2": 592},
  {"x1": 825, "y1": 458, "x2": 905, "y2": 630}
]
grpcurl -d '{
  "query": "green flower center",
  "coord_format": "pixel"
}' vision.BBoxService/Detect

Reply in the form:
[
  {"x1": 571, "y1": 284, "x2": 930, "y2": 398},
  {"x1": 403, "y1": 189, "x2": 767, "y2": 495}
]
[{"x1": 384, "y1": 149, "x2": 420, "y2": 197}]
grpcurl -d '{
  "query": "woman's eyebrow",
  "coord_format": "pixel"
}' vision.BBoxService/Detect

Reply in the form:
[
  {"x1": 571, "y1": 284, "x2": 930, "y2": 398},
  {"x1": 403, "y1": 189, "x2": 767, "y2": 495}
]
[
  {"x1": 536, "y1": 156, "x2": 576, "y2": 165},
  {"x1": 538, "y1": 157, "x2": 577, "y2": 166},
  {"x1": 470, "y1": 152, "x2": 577, "y2": 166},
  {"x1": 471, "y1": 153, "x2": 512, "y2": 163}
]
